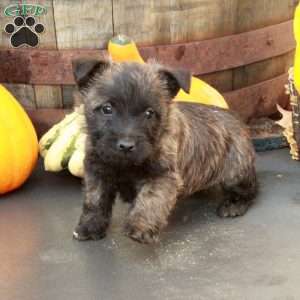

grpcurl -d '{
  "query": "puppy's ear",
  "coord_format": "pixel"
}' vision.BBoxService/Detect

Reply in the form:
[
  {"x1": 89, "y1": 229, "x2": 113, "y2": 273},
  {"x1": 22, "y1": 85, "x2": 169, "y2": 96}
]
[
  {"x1": 72, "y1": 59, "x2": 110, "y2": 90},
  {"x1": 158, "y1": 68, "x2": 191, "y2": 98}
]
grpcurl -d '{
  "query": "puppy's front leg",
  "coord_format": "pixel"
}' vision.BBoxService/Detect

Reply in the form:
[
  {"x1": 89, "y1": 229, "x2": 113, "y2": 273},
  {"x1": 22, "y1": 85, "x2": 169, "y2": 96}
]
[
  {"x1": 73, "y1": 174, "x2": 116, "y2": 241},
  {"x1": 125, "y1": 173, "x2": 182, "y2": 244}
]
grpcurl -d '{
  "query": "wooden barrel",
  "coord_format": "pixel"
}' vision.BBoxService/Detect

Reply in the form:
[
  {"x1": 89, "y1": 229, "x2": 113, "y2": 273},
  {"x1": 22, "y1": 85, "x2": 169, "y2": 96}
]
[{"x1": 0, "y1": 0, "x2": 298, "y2": 132}]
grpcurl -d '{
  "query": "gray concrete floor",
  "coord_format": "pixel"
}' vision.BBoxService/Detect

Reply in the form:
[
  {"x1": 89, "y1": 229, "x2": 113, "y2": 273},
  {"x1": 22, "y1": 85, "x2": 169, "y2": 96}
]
[{"x1": 1, "y1": 149, "x2": 300, "y2": 300}]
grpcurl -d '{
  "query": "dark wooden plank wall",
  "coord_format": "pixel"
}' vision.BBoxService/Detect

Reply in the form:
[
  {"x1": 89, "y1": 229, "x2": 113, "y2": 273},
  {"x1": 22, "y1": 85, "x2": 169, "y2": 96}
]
[
  {"x1": 0, "y1": 0, "x2": 298, "y2": 111},
  {"x1": 0, "y1": 0, "x2": 113, "y2": 108}
]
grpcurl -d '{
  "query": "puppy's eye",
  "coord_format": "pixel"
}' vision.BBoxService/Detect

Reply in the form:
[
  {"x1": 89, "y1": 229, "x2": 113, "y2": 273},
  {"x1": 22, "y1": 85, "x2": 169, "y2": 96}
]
[
  {"x1": 145, "y1": 108, "x2": 155, "y2": 119},
  {"x1": 101, "y1": 103, "x2": 113, "y2": 115}
]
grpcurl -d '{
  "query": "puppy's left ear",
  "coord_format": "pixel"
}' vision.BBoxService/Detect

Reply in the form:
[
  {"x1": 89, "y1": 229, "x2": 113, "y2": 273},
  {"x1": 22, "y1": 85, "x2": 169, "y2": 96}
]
[
  {"x1": 72, "y1": 59, "x2": 110, "y2": 90},
  {"x1": 158, "y1": 68, "x2": 191, "y2": 98}
]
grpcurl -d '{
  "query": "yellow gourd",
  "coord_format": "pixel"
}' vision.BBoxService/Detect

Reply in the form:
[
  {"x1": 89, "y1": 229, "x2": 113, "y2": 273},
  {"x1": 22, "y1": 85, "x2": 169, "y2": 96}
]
[
  {"x1": 108, "y1": 35, "x2": 228, "y2": 109},
  {"x1": 294, "y1": 3, "x2": 300, "y2": 93}
]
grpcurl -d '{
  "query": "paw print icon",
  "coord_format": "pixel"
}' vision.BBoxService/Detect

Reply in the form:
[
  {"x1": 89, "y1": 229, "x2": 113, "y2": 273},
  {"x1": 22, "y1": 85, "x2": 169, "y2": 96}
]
[{"x1": 4, "y1": 16, "x2": 45, "y2": 48}]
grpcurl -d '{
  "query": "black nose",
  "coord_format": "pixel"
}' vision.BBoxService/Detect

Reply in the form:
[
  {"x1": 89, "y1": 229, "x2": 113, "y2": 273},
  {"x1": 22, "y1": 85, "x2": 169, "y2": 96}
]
[{"x1": 117, "y1": 139, "x2": 136, "y2": 153}]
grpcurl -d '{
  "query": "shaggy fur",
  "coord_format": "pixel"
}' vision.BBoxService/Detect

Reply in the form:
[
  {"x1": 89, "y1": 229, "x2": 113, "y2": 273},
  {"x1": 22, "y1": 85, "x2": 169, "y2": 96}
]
[{"x1": 72, "y1": 59, "x2": 257, "y2": 244}]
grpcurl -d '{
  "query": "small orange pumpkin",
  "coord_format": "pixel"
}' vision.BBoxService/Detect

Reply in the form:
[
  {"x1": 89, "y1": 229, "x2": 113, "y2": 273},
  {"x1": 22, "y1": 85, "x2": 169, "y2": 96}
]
[{"x1": 0, "y1": 85, "x2": 38, "y2": 194}]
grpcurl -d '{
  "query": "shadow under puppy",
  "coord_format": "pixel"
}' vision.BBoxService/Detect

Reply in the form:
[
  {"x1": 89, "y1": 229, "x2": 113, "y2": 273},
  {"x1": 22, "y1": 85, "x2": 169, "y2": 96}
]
[{"x1": 72, "y1": 59, "x2": 257, "y2": 244}]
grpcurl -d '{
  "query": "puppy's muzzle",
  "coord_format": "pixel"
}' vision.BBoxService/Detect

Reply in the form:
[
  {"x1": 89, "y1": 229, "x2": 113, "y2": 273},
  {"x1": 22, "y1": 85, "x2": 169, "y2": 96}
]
[{"x1": 117, "y1": 138, "x2": 136, "y2": 154}]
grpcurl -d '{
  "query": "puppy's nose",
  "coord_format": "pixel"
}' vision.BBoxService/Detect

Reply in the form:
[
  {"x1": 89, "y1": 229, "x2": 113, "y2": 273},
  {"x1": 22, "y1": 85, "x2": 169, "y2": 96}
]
[{"x1": 117, "y1": 139, "x2": 136, "y2": 153}]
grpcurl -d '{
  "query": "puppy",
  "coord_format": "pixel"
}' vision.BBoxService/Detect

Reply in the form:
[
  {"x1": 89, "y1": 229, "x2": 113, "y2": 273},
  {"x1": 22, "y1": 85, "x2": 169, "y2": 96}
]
[{"x1": 72, "y1": 59, "x2": 257, "y2": 244}]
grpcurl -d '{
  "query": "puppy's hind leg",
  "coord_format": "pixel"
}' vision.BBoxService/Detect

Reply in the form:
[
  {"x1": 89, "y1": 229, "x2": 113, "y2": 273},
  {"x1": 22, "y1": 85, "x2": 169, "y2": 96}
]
[{"x1": 217, "y1": 166, "x2": 258, "y2": 218}]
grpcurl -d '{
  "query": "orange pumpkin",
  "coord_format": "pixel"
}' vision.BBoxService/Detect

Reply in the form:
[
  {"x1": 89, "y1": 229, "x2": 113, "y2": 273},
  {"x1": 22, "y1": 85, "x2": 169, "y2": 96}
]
[{"x1": 0, "y1": 85, "x2": 38, "y2": 194}]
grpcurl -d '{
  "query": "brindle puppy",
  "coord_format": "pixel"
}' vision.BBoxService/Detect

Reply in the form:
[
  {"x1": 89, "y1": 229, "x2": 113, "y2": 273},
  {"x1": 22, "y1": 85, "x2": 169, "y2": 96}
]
[{"x1": 72, "y1": 59, "x2": 257, "y2": 244}]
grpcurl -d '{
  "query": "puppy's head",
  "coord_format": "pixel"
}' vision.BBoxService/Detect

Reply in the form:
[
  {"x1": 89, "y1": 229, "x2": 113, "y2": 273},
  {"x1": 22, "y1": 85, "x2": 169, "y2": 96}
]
[{"x1": 72, "y1": 59, "x2": 191, "y2": 167}]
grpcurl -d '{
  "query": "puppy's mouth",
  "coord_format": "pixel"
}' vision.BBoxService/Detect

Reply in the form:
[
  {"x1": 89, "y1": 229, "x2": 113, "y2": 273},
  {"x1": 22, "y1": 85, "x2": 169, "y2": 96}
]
[
  {"x1": 95, "y1": 137, "x2": 153, "y2": 167},
  {"x1": 97, "y1": 147, "x2": 149, "y2": 167}
]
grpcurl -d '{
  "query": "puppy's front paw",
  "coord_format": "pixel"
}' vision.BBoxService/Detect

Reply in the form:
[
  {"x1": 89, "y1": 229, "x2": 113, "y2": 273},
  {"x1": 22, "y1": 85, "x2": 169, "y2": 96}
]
[
  {"x1": 124, "y1": 216, "x2": 160, "y2": 244},
  {"x1": 124, "y1": 223, "x2": 159, "y2": 244},
  {"x1": 73, "y1": 213, "x2": 108, "y2": 241},
  {"x1": 217, "y1": 202, "x2": 249, "y2": 218}
]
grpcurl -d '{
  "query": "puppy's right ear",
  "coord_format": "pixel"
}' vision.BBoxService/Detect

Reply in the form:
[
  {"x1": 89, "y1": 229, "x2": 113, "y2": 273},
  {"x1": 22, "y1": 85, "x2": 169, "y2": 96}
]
[{"x1": 72, "y1": 59, "x2": 110, "y2": 90}]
